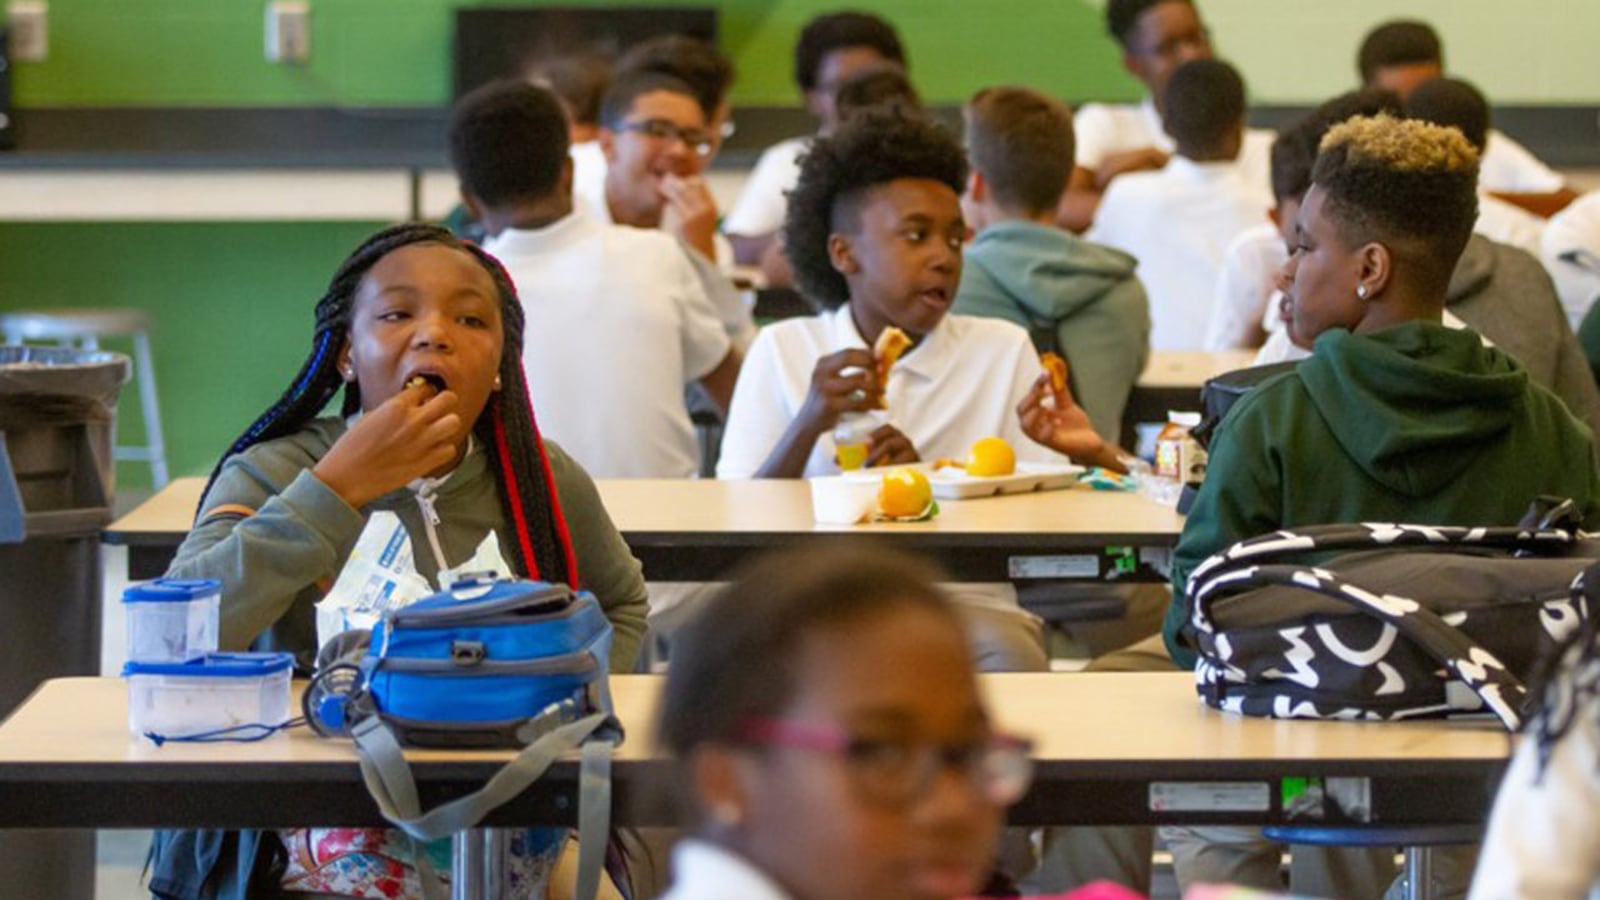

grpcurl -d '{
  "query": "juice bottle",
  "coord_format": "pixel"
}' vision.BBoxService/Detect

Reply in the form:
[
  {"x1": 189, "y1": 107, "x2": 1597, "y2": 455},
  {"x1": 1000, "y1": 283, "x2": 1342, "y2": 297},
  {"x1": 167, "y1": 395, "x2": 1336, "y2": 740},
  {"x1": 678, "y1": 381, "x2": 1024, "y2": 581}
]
[
  {"x1": 1155, "y1": 411, "x2": 1207, "y2": 485},
  {"x1": 833, "y1": 413, "x2": 874, "y2": 471}
]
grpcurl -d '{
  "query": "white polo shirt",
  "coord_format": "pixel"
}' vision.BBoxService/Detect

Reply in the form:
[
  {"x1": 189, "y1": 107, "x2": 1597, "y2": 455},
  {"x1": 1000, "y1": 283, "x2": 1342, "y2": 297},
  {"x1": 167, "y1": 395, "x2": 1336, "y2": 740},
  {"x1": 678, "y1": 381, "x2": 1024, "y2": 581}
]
[
  {"x1": 1481, "y1": 129, "x2": 1565, "y2": 194},
  {"x1": 1542, "y1": 190, "x2": 1600, "y2": 331},
  {"x1": 1207, "y1": 222, "x2": 1286, "y2": 351},
  {"x1": 1073, "y1": 96, "x2": 1275, "y2": 194},
  {"x1": 716, "y1": 305, "x2": 1059, "y2": 479},
  {"x1": 722, "y1": 136, "x2": 810, "y2": 238},
  {"x1": 1087, "y1": 156, "x2": 1272, "y2": 351},
  {"x1": 1476, "y1": 191, "x2": 1546, "y2": 258},
  {"x1": 569, "y1": 140, "x2": 609, "y2": 228},
  {"x1": 484, "y1": 209, "x2": 731, "y2": 479}
]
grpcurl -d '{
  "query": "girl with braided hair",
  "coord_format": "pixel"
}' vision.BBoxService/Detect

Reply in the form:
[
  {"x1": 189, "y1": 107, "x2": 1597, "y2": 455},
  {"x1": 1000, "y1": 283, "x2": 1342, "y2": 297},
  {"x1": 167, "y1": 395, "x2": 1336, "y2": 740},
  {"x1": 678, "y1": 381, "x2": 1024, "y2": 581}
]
[{"x1": 150, "y1": 222, "x2": 646, "y2": 900}]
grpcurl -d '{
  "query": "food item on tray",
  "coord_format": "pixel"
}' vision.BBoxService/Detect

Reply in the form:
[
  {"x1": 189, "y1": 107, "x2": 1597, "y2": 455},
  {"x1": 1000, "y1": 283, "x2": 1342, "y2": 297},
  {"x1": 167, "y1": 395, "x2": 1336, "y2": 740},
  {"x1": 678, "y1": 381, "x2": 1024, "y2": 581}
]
[
  {"x1": 872, "y1": 326, "x2": 912, "y2": 409},
  {"x1": 878, "y1": 466, "x2": 934, "y2": 519},
  {"x1": 966, "y1": 437, "x2": 1016, "y2": 477}
]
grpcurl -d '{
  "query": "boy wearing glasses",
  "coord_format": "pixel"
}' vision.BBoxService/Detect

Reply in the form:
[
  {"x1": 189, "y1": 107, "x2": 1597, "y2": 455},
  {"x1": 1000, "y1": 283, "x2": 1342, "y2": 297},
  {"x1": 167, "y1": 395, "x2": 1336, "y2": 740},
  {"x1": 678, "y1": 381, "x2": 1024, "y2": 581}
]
[{"x1": 1060, "y1": 0, "x2": 1273, "y2": 231}]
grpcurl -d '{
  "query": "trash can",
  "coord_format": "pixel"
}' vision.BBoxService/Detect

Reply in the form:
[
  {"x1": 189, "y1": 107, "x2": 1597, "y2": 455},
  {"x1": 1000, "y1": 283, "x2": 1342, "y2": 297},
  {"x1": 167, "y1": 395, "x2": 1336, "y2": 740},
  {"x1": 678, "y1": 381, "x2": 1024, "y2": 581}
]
[{"x1": 0, "y1": 344, "x2": 130, "y2": 900}]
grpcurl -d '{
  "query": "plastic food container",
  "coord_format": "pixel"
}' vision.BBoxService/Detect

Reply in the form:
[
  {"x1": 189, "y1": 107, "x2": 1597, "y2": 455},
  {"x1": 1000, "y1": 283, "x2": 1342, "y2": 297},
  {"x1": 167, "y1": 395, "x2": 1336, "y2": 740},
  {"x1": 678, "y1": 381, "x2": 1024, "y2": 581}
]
[
  {"x1": 809, "y1": 475, "x2": 880, "y2": 525},
  {"x1": 123, "y1": 652, "x2": 293, "y2": 741},
  {"x1": 122, "y1": 578, "x2": 221, "y2": 664}
]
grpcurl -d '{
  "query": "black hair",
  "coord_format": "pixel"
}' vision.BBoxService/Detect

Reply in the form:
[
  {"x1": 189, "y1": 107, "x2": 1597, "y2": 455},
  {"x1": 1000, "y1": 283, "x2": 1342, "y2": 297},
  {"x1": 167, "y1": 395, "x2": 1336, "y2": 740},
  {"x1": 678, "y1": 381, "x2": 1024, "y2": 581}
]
[
  {"x1": 1404, "y1": 77, "x2": 1490, "y2": 153},
  {"x1": 448, "y1": 80, "x2": 571, "y2": 208},
  {"x1": 794, "y1": 11, "x2": 906, "y2": 92},
  {"x1": 1106, "y1": 0, "x2": 1193, "y2": 47},
  {"x1": 964, "y1": 85, "x2": 1075, "y2": 215},
  {"x1": 527, "y1": 49, "x2": 612, "y2": 128},
  {"x1": 1270, "y1": 87, "x2": 1402, "y2": 203},
  {"x1": 657, "y1": 545, "x2": 960, "y2": 760},
  {"x1": 1357, "y1": 20, "x2": 1443, "y2": 84},
  {"x1": 615, "y1": 34, "x2": 733, "y2": 120},
  {"x1": 598, "y1": 69, "x2": 700, "y2": 129},
  {"x1": 782, "y1": 107, "x2": 967, "y2": 309},
  {"x1": 201, "y1": 223, "x2": 577, "y2": 587},
  {"x1": 834, "y1": 66, "x2": 921, "y2": 122},
  {"x1": 1161, "y1": 58, "x2": 1244, "y2": 156},
  {"x1": 1312, "y1": 115, "x2": 1479, "y2": 291}
]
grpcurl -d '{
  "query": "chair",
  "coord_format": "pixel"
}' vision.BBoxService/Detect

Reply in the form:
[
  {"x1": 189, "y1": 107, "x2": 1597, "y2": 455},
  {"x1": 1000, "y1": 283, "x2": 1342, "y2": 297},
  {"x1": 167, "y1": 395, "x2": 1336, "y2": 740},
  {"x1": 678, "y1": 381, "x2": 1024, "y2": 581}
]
[
  {"x1": 1261, "y1": 824, "x2": 1482, "y2": 900},
  {"x1": 1, "y1": 308, "x2": 169, "y2": 488}
]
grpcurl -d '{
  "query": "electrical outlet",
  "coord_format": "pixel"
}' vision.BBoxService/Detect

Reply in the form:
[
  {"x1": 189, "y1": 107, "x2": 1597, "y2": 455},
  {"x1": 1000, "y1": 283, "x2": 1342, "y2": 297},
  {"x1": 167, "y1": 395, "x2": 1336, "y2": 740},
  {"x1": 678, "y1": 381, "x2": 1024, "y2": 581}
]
[
  {"x1": 265, "y1": 0, "x2": 309, "y2": 64},
  {"x1": 7, "y1": 1, "x2": 47, "y2": 63}
]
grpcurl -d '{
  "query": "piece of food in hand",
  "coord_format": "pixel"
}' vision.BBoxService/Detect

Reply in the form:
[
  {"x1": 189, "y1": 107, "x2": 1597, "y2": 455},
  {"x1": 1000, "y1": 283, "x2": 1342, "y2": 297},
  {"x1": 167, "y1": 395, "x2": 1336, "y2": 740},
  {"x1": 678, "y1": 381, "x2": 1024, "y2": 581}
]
[
  {"x1": 878, "y1": 466, "x2": 934, "y2": 519},
  {"x1": 406, "y1": 373, "x2": 446, "y2": 393},
  {"x1": 1040, "y1": 352, "x2": 1068, "y2": 394},
  {"x1": 966, "y1": 437, "x2": 1016, "y2": 477},
  {"x1": 872, "y1": 326, "x2": 912, "y2": 409}
]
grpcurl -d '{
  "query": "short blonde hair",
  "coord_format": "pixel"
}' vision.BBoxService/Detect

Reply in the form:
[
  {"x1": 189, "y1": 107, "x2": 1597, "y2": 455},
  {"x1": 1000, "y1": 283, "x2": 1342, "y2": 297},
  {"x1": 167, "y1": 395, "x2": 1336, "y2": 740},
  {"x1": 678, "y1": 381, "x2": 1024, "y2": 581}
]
[{"x1": 1312, "y1": 113, "x2": 1478, "y2": 283}]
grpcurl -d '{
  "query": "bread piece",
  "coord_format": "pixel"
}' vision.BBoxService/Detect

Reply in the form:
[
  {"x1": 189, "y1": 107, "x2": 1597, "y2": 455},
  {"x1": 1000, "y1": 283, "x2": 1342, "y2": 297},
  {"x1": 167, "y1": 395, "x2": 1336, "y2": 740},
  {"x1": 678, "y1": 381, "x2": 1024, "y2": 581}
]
[
  {"x1": 872, "y1": 326, "x2": 912, "y2": 409},
  {"x1": 1040, "y1": 352, "x2": 1068, "y2": 395}
]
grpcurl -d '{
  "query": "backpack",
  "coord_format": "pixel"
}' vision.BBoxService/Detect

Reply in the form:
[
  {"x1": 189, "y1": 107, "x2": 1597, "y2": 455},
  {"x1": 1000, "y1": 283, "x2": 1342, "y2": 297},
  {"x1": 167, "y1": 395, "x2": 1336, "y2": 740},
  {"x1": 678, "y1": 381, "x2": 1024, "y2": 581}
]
[
  {"x1": 1184, "y1": 510, "x2": 1599, "y2": 731},
  {"x1": 308, "y1": 574, "x2": 620, "y2": 900}
]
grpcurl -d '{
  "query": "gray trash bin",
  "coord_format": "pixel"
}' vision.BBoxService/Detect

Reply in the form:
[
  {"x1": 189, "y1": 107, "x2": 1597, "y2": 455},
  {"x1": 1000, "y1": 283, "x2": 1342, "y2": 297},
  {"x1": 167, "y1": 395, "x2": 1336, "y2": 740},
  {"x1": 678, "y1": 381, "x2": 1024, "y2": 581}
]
[{"x1": 0, "y1": 344, "x2": 130, "y2": 900}]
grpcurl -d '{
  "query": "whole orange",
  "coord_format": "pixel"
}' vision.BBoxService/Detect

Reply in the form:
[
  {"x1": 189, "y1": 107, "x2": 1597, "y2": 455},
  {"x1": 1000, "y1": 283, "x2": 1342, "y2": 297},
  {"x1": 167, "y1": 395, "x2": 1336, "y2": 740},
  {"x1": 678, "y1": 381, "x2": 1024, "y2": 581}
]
[
  {"x1": 967, "y1": 437, "x2": 1016, "y2": 477},
  {"x1": 879, "y1": 467, "x2": 933, "y2": 518}
]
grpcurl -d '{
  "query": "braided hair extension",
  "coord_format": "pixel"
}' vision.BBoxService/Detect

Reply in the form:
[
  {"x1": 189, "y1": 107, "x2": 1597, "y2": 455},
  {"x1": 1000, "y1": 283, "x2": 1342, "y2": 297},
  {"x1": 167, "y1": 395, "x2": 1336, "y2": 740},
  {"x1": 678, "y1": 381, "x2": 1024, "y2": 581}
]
[{"x1": 199, "y1": 222, "x2": 577, "y2": 587}]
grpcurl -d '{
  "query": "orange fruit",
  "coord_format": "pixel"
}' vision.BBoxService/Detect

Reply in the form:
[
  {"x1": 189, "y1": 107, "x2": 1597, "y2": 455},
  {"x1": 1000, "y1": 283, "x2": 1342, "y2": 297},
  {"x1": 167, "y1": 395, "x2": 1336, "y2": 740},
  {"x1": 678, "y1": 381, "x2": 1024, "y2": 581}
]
[
  {"x1": 879, "y1": 467, "x2": 933, "y2": 518},
  {"x1": 967, "y1": 437, "x2": 1016, "y2": 477}
]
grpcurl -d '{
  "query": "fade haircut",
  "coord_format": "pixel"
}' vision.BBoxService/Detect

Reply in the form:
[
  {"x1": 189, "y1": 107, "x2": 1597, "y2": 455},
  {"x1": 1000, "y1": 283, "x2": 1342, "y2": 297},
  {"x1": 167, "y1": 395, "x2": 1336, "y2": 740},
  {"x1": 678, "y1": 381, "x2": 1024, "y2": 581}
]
[
  {"x1": 964, "y1": 86, "x2": 1075, "y2": 215},
  {"x1": 616, "y1": 34, "x2": 733, "y2": 120},
  {"x1": 1357, "y1": 20, "x2": 1443, "y2": 84},
  {"x1": 1106, "y1": 0, "x2": 1194, "y2": 47},
  {"x1": 794, "y1": 11, "x2": 906, "y2": 92},
  {"x1": 1313, "y1": 114, "x2": 1479, "y2": 289},
  {"x1": 528, "y1": 49, "x2": 612, "y2": 128},
  {"x1": 1404, "y1": 77, "x2": 1490, "y2": 153},
  {"x1": 202, "y1": 224, "x2": 579, "y2": 587},
  {"x1": 1162, "y1": 58, "x2": 1245, "y2": 156},
  {"x1": 658, "y1": 545, "x2": 962, "y2": 765},
  {"x1": 1270, "y1": 88, "x2": 1402, "y2": 203},
  {"x1": 782, "y1": 108, "x2": 967, "y2": 309},
  {"x1": 598, "y1": 70, "x2": 699, "y2": 129},
  {"x1": 448, "y1": 80, "x2": 571, "y2": 208}
]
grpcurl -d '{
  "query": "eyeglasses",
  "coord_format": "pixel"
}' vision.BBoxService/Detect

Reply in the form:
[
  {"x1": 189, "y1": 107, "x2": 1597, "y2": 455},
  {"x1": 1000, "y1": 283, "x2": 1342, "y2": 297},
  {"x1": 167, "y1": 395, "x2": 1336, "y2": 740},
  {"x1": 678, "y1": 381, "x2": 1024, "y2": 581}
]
[
  {"x1": 1132, "y1": 26, "x2": 1212, "y2": 60},
  {"x1": 618, "y1": 118, "x2": 715, "y2": 158},
  {"x1": 738, "y1": 718, "x2": 1034, "y2": 808}
]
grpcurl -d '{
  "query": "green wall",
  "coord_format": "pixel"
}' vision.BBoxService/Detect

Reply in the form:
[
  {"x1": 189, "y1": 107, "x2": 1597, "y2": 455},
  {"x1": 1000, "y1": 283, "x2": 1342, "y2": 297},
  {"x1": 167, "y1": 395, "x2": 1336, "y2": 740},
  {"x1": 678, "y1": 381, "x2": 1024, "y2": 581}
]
[
  {"x1": 11, "y1": 1, "x2": 1600, "y2": 108},
  {"x1": 0, "y1": 222, "x2": 386, "y2": 490}
]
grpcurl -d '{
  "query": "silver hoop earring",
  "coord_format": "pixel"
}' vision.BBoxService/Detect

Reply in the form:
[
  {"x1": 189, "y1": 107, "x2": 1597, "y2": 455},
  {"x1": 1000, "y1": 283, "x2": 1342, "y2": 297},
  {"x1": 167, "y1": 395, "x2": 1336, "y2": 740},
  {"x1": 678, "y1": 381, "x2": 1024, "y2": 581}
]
[{"x1": 1356, "y1": 284, "x2": 1370, "y2": 300}]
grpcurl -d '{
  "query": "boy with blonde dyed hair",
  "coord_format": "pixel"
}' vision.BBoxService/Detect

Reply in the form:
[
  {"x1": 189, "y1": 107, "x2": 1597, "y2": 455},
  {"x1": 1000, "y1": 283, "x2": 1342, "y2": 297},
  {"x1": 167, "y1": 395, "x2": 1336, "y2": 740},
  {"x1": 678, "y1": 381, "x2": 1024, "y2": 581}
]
[{"x1": 955, "y1": 86, "x2": 1150, "y2": 446}]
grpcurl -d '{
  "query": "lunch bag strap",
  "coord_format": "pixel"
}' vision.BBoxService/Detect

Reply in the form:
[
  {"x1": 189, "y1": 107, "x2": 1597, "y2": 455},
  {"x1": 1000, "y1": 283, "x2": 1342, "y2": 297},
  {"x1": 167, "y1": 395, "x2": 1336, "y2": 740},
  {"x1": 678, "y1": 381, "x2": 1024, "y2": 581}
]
[
  {"x1": 1190, "y1": 561, "x2": 1529, "y2": 729},
  {"x1": 351, "y1": 709, "x2": 617, "y2": 900}
]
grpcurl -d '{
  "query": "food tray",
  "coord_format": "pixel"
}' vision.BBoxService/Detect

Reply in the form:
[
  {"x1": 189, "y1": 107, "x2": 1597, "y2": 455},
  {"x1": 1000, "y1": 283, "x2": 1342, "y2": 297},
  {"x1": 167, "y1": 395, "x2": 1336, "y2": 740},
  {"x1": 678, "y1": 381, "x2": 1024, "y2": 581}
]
[{"x1": 925, "y1": 462, "x2": 1084, "y2": 499}]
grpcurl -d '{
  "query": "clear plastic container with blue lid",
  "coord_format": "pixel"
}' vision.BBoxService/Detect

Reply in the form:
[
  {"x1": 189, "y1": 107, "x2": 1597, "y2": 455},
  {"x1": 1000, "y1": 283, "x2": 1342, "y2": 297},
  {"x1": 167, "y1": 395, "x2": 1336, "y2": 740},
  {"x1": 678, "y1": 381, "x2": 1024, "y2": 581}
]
[
  {"x1": 123, "y1": 651, "x2": 293, "y2": 742},
  {"x1": 122, "y1": 578, "x2": 220, "y2": 664}
]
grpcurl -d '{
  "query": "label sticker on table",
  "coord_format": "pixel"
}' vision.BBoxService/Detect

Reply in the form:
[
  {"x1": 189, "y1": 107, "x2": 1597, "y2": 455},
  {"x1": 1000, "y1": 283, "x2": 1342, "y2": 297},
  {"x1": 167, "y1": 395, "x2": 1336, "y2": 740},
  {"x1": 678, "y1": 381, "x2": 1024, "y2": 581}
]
[
  {"x1": 1009, "y1": 555, "x2": 1099, "y2": 579},
  {"x1": 1149, "y1": 782, "x2": 1271, "y2": 812}
]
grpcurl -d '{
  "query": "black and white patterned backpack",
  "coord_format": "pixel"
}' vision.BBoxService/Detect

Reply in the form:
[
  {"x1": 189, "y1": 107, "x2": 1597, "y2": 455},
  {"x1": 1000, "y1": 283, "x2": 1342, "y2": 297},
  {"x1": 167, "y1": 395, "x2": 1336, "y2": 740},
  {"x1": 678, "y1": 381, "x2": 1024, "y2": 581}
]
[{"x1": 1186, "y1": 513, "x2": 1600, "y2": 731}]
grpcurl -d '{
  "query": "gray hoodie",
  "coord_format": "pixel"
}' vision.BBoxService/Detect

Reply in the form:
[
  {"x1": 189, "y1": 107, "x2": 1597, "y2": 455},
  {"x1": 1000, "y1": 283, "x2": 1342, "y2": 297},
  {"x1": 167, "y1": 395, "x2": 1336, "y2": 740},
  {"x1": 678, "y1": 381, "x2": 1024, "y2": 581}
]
[{"x1": 954, "y1": 220, "x2": 1151, "y2": 443}]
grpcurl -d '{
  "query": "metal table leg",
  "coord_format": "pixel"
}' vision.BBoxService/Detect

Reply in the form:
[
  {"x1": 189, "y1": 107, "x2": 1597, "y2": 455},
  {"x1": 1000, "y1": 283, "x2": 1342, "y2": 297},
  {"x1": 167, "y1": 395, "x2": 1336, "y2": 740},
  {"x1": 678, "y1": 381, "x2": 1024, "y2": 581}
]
[{"x1": 452, "y1": 828, "x2": 510, "y2": 900}]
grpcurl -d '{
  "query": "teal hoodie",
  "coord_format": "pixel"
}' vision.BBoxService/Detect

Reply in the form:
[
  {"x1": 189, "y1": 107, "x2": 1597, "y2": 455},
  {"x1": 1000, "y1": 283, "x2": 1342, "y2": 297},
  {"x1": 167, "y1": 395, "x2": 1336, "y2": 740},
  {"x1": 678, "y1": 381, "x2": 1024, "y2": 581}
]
[
  {"x1": 954, "y1": 220, "x2": 1151, "y2": 442},
  {"x1": 1164, "y1": 321, "x2": 1600, "y2": 668}
]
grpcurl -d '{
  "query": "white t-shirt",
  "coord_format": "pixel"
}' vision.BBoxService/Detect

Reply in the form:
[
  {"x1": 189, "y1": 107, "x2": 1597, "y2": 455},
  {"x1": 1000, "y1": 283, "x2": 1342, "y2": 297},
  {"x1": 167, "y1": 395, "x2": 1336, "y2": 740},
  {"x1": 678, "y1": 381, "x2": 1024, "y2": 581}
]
[
  {"x1": 1208, "y1": 221, "x2": 1286, "y2": 351},
  {"x1": 659, "y1": 841, "x2": 793, "y2": 900},
  {"x1": 1087, "y1": 156, "x2": 1272, "y2": 351},
  {"x1": 1481, "y1": 129, "x2": 1566, "y2": 195},
  {"x1": 570, "y1": 140, "x2": 609, "y2": 228},
  {"x1": 1254, "y1": 309, "x2": 1478, "y2": 365},
  {"x1": 1072, "y1": 96, "x2": 1275, "y2": 195},
  {"x1": 1476, "y1": 191, "x2": 1546, "y2": 258},
  {"x1": 716, "y1": 305, "x2": 1059, "y2": 479},
  {"x1": 722, "y1": 136, "x2": 809, "y2": 238},
  {"x1": 1542, "y1": 190, "x2": 1600, "y2": 331},
  {"x1": 483, "y1": 210, "x2": 731, "y2": 479}
]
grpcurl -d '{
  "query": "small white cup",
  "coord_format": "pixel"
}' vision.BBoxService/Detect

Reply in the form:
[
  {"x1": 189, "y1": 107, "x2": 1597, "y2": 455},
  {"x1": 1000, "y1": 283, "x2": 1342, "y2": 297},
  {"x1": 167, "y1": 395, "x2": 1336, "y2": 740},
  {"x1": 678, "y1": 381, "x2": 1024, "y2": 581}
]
[{"x1": 809, "y1": 475, "x2": 880, "y2": 525}]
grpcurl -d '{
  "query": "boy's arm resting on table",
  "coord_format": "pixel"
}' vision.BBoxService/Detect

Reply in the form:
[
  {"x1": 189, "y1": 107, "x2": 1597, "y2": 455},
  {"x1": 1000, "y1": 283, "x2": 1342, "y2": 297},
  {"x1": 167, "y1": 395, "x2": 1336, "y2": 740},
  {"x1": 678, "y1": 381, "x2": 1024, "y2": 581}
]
[
  {"x1": 545, "y1": 442, "x2": 649, "y2": 673},
  {"x1": 166, "y1": 459, "x2": 365, "y2": 652},
  {"x1": 1164, "y1": 397, "x2": 1285, "y2": 667}
]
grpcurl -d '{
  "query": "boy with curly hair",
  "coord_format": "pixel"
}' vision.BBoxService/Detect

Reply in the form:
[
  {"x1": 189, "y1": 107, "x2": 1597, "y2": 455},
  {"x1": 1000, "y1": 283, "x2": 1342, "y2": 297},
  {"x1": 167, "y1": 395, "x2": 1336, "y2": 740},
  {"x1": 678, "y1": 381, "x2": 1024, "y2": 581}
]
[{"x1": 716, "y1": 107, "x2": 1068, "y2": 676}]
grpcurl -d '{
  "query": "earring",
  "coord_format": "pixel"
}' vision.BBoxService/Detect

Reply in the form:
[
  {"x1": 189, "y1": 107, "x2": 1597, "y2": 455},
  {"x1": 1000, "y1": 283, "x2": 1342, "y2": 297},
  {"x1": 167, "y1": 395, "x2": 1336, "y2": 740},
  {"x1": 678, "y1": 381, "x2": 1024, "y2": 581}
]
[
  {"x1": 1356, "y1": 284, "x2": 1370, "y2": 300},
  {"x1": 493, "y1": 374, "x2": 502, "y2": 391}
]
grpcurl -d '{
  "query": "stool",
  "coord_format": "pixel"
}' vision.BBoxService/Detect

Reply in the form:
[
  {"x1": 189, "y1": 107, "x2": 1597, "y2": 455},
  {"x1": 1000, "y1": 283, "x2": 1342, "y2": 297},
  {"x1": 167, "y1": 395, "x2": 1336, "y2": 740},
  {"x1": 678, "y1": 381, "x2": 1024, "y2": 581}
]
[
  {"x1": 0, "y1": 309, "x2": 169, "y2": 488},
  {"x1": 1262, "y1": 824, "x2": 1482, "y2": 900}
]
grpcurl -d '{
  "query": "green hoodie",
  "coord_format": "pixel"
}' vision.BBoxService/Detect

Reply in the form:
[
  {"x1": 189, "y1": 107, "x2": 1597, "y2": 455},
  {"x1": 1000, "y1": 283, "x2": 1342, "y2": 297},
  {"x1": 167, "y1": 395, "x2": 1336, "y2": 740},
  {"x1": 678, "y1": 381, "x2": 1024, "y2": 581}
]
[
  {"x1": 1164, "y1": 321, "x2": 1600, "y2": 668},
  {"x1": 954, "y1": 220, "x2": 1151, "y2": 442}
]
